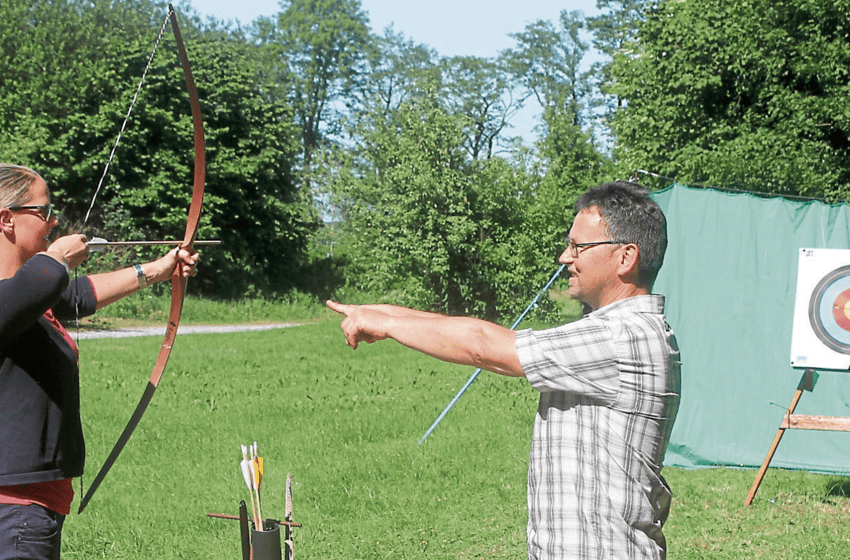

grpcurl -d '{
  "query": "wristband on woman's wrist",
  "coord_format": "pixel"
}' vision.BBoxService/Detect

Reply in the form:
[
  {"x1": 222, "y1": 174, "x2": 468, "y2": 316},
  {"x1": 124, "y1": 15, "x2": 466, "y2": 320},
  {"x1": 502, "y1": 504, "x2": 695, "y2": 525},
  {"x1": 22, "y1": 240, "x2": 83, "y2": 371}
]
[{"x1": 134, "y1": 264, "x2": 148, "y2": 289}]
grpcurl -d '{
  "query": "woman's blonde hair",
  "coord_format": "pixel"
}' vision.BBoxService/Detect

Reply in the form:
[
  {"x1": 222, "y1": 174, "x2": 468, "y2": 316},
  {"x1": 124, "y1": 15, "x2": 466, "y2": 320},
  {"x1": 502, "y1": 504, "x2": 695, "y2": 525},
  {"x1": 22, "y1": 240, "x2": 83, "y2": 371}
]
[{"x1": 0, "y1": 164, "x2": 44, "y2": 208}]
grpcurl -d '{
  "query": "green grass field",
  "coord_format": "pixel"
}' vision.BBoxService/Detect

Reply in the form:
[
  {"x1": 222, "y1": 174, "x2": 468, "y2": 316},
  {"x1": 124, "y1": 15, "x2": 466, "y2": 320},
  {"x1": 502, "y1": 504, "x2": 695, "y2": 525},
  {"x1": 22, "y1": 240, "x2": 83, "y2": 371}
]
[{"x1": 62, "y1": 304, "x2": 850, "y2": 559}]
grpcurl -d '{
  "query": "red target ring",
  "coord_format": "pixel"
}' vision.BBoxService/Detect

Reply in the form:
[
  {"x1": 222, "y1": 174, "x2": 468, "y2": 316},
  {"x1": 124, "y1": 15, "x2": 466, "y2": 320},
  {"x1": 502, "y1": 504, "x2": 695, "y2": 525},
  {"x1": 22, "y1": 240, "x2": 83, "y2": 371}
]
[{"x1": 832, "y1": 289, "x2": 850, "y2": 331}]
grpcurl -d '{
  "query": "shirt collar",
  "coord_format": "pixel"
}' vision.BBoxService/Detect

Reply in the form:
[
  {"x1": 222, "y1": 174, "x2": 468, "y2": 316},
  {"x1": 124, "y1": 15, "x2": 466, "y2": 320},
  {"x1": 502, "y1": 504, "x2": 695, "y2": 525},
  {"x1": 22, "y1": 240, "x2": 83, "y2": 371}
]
[{"x1": 588, "y1": 294, "x2": 665, "y2": 319}]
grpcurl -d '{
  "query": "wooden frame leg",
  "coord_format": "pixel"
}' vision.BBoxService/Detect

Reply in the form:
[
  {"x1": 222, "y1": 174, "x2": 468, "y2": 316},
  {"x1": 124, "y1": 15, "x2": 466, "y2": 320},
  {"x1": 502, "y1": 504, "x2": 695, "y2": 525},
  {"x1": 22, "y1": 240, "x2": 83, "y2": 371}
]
[{"x1": 744, "y1": 369, "x2": 815, "y2": 505}]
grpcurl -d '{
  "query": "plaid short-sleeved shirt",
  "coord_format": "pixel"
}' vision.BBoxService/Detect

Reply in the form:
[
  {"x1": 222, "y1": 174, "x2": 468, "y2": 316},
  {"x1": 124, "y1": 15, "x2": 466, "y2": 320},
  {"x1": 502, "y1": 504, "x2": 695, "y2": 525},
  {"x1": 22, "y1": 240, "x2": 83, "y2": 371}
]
[{"x1": 516, "y1": 295, "x2": 681, "y2": 560}]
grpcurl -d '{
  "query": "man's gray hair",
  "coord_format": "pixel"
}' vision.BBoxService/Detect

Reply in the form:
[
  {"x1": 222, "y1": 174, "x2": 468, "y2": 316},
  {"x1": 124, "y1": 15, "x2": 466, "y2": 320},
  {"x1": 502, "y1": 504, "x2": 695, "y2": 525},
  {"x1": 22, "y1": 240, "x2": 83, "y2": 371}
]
[{"x1": 575, "y1": 181, "x2": 668, "y2": 287}]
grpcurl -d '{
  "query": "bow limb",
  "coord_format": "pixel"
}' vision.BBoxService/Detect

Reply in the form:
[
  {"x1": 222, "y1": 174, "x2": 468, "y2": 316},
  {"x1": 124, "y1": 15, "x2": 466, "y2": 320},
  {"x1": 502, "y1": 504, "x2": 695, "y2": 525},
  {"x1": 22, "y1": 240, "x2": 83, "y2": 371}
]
[
  {"x1": 78, "y1": 3, "x2": 206, "y2": 513},
  {"x1": 171, "y1": 0, "x2": 206, "y2": 252}
]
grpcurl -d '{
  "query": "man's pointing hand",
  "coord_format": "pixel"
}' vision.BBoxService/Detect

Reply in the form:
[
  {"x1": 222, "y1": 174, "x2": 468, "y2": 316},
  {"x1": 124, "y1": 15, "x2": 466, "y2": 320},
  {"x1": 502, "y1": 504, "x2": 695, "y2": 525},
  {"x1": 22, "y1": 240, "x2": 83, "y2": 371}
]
[{"x1": 326, "y1": 300, "x2": 389, "y2": 350}]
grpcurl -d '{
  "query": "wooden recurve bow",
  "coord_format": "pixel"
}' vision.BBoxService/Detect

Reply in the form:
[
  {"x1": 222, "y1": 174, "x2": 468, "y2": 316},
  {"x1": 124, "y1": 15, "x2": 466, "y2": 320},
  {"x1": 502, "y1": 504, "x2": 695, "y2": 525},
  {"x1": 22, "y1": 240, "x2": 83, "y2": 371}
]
[{"x1": 78, "y1": 3, "x2": 206, "y2": 513}]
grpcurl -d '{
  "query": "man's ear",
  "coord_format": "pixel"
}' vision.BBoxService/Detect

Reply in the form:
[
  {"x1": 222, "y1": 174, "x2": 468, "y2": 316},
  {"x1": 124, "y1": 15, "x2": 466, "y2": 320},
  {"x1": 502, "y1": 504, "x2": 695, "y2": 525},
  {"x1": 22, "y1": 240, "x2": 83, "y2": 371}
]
[{"x1": 617, "y1": 243, "x2": 641, "y2": 281}]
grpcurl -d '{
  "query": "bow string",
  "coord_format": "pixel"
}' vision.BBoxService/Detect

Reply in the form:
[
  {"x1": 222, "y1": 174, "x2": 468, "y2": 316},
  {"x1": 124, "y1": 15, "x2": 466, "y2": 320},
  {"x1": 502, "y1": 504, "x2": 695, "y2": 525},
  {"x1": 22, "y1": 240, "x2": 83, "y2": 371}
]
[{"x1": 78, "y1": 3, "x2": 206, "y2": 513}]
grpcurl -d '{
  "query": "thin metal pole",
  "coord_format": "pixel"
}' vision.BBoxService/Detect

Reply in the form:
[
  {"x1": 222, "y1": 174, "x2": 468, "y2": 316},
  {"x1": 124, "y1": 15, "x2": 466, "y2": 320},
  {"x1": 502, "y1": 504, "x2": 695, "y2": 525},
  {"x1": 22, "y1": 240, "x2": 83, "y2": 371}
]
[{"x1": 419, "y1": 264, "x2": 566, "y2": 444}]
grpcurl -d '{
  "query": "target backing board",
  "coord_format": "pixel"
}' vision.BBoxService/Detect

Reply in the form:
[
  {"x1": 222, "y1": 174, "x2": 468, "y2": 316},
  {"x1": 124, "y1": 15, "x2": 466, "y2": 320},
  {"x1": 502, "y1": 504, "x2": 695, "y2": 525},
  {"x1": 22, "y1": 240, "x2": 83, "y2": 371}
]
[{"x1": 790, "y1": 248, "x2": 850, "y2": 370}]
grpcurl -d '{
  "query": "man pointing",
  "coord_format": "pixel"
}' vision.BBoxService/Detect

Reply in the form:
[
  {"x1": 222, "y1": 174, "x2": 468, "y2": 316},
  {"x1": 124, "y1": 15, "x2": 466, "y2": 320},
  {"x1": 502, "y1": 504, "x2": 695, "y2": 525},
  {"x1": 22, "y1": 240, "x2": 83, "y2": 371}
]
[{"x1": 327, "y1": 181, "x2": 681, "y2": 560}]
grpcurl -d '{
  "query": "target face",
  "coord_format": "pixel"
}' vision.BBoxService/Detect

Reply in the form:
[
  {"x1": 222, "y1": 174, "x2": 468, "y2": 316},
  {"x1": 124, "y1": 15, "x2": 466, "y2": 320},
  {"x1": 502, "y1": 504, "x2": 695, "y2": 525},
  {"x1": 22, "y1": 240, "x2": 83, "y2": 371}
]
[
  {"x1": 791, "y1": 249, "x2": 850, "y2": 370},
  {"x1": 809, "y1": 266, "x2": 850, "y2": 353}
]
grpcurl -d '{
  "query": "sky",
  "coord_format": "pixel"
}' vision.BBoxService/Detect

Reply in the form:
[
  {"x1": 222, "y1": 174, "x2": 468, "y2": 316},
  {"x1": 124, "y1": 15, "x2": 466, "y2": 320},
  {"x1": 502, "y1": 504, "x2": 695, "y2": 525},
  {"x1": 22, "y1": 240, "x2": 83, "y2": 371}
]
[
  {"x1": 183, "y1": 0, "x2": 601, "y2": 59},
  {"x1": 174, "y1": 0, "x2": 605, "y2": 143}
]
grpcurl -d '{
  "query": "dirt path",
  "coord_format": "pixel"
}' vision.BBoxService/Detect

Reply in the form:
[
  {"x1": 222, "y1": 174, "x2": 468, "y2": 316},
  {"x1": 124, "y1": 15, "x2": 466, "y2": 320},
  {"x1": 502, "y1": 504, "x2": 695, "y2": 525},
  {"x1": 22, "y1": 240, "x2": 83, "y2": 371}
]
[{"x1": 75, "y1": 323, "x2": 299, "y2": 339}]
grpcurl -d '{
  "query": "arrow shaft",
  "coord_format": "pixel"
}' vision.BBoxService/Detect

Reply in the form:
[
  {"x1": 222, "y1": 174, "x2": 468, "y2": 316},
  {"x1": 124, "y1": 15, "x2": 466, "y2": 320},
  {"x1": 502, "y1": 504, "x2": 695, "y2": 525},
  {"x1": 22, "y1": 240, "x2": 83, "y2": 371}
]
[{"x1": 88, "y1": 240, "x2": 221, "y2": 247}]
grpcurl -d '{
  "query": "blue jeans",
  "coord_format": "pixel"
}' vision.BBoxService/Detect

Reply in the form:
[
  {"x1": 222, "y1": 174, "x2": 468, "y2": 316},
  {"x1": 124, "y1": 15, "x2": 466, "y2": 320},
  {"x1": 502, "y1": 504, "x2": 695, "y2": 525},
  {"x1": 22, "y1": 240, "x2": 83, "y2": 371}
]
[{"x1": 0, "y1": 504, "x2": 64, "y2": 560}]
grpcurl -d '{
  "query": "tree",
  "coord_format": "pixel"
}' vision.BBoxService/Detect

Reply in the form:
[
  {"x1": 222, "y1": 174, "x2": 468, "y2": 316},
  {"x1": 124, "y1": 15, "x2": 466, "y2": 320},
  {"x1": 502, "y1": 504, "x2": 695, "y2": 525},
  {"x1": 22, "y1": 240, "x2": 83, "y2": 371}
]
[
  {"x1": 502, "y1": 11, "x2": 591, "y2": 130},
  {"x1": 0, "y1": 1, "x2": 317, "y2": 297},
  {"x1": 347, "y1": 27, "x2": 442, "y2": 162},
  {"x1": 358, "y1": 34, "x2": 523, "y2": 160},
  {"x1": 608, "y1": 0, "x2": 850, "y2": 200},
  {"x1": 362, "y1": 28, "x2": 441, "y2": 115},
  {"x1": 439, "y1": 56, "x2": 525, "y2": 160},
  {"x1": 328, "y1": 96, "x2": 545, "y2": 320},
  {"x1": 81, "y1": 29, "x2": 315, "y2": 297},
  {"x1": 500, "y1": 9, "x2": 609, "y2": 251},
  {"x1": 255, "y1": 0, "x2": 372, "y2": 180},
  {"x1": 180, "y1": 34, "x2": 316, "y2": 297},
  {"x1": 586, "y1": 0, "x2": 654, "y2": 131},
  {"x1": 587, "y1": 0, "x2": 652, "y2": 59},
  {"x1": 0, "y1": 0, "x2": 164, "y2": 182}
]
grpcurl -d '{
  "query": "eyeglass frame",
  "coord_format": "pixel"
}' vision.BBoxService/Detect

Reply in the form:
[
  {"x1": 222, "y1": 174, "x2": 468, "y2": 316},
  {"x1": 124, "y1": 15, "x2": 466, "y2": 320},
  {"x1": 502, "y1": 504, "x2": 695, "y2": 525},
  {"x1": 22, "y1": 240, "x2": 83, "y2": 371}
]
[
  {"x1": 566, "y1": 239, "x2": 631, "y2": 258},
  {"x1": 7, "y1": 202, "x2": 54, "y2": 222}
]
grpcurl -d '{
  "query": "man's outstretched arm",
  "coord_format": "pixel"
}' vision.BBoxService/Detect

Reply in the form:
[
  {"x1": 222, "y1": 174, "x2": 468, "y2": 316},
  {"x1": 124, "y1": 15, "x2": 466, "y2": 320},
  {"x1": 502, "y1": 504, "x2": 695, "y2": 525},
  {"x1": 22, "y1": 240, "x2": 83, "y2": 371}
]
[{"x1": 326, "y1": 301, "x2": 525, "y2": 378}]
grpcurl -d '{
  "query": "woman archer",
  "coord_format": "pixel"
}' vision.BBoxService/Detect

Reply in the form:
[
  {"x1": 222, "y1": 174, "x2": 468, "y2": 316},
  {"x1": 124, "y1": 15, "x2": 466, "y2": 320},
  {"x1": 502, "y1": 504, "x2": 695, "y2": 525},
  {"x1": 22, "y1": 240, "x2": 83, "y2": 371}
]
[{"x1": 0, "y1": 163, "x2": 199, "y2": 559}]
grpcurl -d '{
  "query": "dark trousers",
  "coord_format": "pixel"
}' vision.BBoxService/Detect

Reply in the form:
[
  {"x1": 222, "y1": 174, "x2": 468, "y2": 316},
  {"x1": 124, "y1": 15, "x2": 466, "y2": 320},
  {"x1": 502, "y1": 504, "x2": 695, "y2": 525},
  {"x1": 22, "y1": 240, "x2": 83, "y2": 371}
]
[{"x1": 0, "y1": 504, "x2": 64, "y2": 560}]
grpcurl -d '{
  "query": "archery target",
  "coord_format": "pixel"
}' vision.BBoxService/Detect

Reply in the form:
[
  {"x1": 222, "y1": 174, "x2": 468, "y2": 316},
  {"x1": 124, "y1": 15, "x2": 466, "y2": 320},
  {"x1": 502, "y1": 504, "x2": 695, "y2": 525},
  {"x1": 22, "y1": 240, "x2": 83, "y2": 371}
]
[{"x1": 790, "y1": 248, "x2": 850, "y2": 370}]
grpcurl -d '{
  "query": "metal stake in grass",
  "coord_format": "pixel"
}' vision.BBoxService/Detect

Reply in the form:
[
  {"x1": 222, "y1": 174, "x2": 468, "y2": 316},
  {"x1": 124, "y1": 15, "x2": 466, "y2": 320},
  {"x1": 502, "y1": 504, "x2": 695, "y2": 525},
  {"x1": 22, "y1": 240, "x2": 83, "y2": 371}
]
[{"x1": 419, "y1": 264, "x2": 566, "y2": 444}]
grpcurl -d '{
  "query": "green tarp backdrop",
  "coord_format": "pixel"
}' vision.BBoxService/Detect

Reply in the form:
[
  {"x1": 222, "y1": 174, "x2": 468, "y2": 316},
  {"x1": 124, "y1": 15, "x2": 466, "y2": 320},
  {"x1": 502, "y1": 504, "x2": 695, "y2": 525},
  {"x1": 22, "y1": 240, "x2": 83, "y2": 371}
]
[{"x1": 652, "y1": 184, "x2": 850, "y2": 475}]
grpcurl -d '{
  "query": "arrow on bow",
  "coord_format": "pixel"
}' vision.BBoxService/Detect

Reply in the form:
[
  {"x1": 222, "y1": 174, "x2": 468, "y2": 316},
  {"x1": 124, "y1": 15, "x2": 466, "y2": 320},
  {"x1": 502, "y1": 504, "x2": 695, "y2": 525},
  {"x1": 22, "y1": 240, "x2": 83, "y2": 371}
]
[
  {"x1": 86, "y1": 237, "x2": 222, "y2": 251},
  {"x1": 78, "y1": 3, "x2": 206, "y2": 513}
]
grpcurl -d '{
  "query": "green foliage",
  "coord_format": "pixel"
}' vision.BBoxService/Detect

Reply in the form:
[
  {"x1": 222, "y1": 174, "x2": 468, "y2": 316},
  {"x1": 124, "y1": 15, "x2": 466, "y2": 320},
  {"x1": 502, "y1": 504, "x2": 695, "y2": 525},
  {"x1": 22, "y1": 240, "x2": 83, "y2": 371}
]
[
  {"x1": 587, "y1": 0, "x2": 652, "y2": 58},
  {"x1": 439, "y1": 56, "x2": 524, "y2": 160},
  {"x1": 500, "y1": 11, "x2": 611, "y2": 280},
  {"x1": 189, "y1": 35, "x2": 317, "y2": 297},
  {"x1": 327, "y1": 97, "x2": 565, "y2": 320},
  {"x1": 61, "y1": 320, "x2": 850, "y2": 558},
  {"x1": 256, "y1": 0, "x2": 373, "y2": 169},
  {"x1": 503, "y1": 11, "x2": 590, "y2": 117},
  {"x1": 90, "y1": 25, "x2": 317, "y2": 298},
  {"x1": 0, "y1": 0, "x2": 614, "y2": 307},
  {"x1": 0, "y1": 0, "x2": 163, "y2": 175},
  {"x1": 608, "y1": 0, "x2": 850, "y2": 200},
  {"x1": 521, "y1": 109, "x2": 611, "y2": 314},
  {"x1": 361, "y1": 29, "x2": 441, "y2": 116},
  {"x1": 586, "y1": 0, "x2": 654, "y2": 128},
  {"x1": 0, "y1": 0, "x2": 317, "y2": 298},
  {"x1": 315, "y1": 9, "x2": 608, "y2": 320}
]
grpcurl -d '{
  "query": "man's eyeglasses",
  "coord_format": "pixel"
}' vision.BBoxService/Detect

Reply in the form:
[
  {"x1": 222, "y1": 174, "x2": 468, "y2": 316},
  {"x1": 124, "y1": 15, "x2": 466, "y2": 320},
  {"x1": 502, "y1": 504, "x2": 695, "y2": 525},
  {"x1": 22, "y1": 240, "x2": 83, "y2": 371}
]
[
  {"x1": 566, "y1": 239, "x2": 629, "y2": 258},
  {"x1": 8, "y1": 202, "x2": 54, "y2": 222}
]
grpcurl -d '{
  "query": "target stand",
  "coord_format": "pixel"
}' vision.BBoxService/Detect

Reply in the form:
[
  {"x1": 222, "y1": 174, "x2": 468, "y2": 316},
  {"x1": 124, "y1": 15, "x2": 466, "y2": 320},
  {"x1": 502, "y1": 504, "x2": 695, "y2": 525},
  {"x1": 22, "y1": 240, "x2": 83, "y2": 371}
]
[{"x1": 745, "y1": 248, "x2": 850, "y2": 505}]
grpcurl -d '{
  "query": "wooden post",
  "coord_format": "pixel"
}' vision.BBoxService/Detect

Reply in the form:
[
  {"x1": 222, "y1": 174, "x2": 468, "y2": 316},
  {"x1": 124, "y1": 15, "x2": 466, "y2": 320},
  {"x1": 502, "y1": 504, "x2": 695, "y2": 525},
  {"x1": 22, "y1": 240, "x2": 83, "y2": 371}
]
[
  {"x1": 745, "y1": 369, "x2": 815, "y2": 505},
  {"x1": 745, "y1": 369, "x2": 850, "y2": 505}
]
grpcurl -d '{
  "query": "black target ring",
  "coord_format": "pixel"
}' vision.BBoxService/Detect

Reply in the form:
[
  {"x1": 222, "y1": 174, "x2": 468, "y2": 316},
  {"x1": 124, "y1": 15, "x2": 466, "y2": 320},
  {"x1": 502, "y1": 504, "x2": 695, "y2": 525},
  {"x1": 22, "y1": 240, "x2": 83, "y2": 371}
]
[{"x1": 808, "y1": 264, "x2": 850, "y2": 354}]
